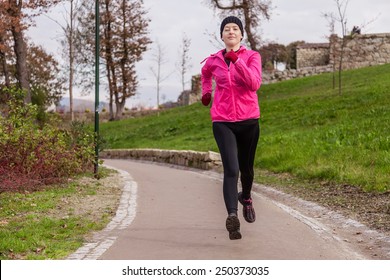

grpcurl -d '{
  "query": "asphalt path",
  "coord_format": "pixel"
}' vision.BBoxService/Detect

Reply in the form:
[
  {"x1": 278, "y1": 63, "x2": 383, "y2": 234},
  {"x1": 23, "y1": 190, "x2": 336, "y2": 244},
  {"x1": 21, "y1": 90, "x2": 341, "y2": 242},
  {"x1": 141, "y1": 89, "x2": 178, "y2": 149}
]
[{"x1": 68, "y1": 159, "x2": 378, "y2": 260}]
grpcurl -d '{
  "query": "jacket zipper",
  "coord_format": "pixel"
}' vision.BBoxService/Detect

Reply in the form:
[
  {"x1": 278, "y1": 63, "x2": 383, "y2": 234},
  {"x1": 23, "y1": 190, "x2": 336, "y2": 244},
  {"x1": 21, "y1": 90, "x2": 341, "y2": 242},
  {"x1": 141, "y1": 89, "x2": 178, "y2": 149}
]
[{"x1": 228, "y1": 63, "x2": 237, "y2": 121}]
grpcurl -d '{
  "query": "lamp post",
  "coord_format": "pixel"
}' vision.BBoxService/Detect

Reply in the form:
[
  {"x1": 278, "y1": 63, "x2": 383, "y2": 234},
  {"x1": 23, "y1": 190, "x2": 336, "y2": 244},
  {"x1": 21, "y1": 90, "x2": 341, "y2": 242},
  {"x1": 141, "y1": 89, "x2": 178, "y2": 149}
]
[{"x1": 94, "y1": 0, "x2": 100, "y2": 177}]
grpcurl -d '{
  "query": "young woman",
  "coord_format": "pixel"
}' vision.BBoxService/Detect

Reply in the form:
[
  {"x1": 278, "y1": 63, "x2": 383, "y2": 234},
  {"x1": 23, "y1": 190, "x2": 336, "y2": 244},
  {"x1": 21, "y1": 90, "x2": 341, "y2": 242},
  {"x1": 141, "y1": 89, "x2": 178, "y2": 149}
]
[{"x1": 201, "y1": 16, "x2": 262, "y2": 240}]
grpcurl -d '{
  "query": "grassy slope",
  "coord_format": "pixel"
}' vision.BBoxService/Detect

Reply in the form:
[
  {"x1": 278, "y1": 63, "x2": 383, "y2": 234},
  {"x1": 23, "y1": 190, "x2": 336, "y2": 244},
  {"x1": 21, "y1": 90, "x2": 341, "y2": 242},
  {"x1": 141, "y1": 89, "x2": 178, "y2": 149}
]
[{"x1": 101, "y1": 64, "x2": 390, "y2": 192}]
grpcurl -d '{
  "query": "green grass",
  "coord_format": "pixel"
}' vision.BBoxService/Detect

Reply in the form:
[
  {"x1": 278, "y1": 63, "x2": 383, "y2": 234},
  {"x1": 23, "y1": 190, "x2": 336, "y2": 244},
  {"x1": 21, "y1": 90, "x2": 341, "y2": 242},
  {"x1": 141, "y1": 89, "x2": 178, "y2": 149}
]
[
  {"x1": 101, "y1": 64, "x2": 390, "y2": 192},
  {"x1": 0, "y1": 168, "x2": 116, "y2": 260}
]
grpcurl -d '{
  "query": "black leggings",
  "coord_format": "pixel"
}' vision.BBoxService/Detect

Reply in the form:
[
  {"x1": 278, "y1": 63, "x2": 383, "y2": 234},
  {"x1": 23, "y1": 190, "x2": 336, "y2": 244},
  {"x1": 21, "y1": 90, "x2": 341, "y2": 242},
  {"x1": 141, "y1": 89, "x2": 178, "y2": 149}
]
[{"x1": 213, "y1": 119, "x2": 260, "y2": 215}]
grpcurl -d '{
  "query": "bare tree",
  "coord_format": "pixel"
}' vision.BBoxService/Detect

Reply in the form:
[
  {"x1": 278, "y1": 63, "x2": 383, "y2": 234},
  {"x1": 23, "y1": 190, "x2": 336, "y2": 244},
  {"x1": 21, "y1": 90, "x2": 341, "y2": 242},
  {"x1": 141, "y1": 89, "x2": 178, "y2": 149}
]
[
  {"x1": 324, "y1": 0, "x2": 379, "y2": 94},
  {"x1": 324, "y1": 0, "x2": 350, "y2": 95},
  {"x1": 205, "y1": 0, "x2": 273, "y2": 52},
  {"x1": 150, "y1": 41, "x2": 171, "y2": 114},
  {"x1": 47, "y1": 0, "x2": 86, "y2": 120},
  {"x1": 323, "y1": 12, "x2": 337, "y2": 89},
  {"x1": 176, "y1": 33, "x2": 192, "y2": 93},
  {"x1": 49, "y1": 0, "x2": 83, "y2": 121},
  {"x1": 64, "y1": 0, "x2": 80, "y2": 121}
]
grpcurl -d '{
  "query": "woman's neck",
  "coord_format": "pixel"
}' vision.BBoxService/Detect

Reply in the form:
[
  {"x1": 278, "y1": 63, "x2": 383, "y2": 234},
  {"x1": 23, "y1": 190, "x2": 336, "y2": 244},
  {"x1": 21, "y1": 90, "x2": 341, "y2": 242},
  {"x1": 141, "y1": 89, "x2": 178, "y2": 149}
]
[{"x1": 225, "y1": 44, "x2": 241, "y2": 52}]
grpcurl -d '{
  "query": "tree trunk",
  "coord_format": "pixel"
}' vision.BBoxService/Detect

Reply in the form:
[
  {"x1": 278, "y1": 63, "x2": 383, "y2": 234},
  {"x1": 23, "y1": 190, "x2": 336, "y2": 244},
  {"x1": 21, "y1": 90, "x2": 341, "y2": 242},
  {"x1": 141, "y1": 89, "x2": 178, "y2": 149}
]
[
  {"x1": 115, "y1": 99, "x2": 125, "y2": 120},
  {"x1": 103, "y1": 0, "x2": 119, "y2": 120},
  {"x1": 106, "y1": 59, "x2": 115, "y2": 121},
  {"x1": 0, "y1": 36, "x2": 11, "y2": 87},
  {"x1": 11, "y1": 27, "x2": 31, "y2": 103},
  {"x1": 338, "y1": 36, "x2": 346, "y2": 95},
  {"x1": 109, "y1": 94, "x2": 114, "y2": 121},
  {"x1": 69, "y1": 59, "x2": 74, "y2": 120}
]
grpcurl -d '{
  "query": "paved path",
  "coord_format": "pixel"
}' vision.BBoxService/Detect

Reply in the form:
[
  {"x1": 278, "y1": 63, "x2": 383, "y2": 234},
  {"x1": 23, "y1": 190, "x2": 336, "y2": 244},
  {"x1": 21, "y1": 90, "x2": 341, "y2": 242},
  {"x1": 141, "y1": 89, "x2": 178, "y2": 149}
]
[{"x1": 68, "y1": 159, "x2": 382, "y2": 260}]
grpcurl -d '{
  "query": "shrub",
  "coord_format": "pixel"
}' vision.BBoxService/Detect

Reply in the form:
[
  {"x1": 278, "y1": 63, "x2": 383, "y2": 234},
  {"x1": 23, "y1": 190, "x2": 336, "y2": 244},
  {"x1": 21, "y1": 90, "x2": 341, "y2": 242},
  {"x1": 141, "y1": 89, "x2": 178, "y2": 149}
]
[{"x1": 0, "y1": 87, "x2": 95, "y2": 192}]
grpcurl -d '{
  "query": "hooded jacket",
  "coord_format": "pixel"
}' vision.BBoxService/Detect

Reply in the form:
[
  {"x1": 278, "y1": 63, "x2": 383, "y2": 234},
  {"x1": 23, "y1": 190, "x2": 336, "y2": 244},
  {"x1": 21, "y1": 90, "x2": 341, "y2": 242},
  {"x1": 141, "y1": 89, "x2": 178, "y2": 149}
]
[{"x1": 201, "y1": 46, "x2": 262, "y2": 122}]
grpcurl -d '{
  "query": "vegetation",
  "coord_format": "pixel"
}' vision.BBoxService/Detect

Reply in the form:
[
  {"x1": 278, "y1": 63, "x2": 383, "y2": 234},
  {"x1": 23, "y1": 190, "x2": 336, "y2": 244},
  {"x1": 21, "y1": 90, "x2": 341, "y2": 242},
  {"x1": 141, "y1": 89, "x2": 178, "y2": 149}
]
[
  {"x1": 0, "y1": 87, "x2": 95, "y2": 192},
  {"x1": 101, "y1": 63, "x2": 390, "y2": 193},
  {"x1": 0, "y1": 168, "x2": 119, "y2": 260},
  {"x1": 0, "y1": 85, "x2": 107, "y2": 260}
]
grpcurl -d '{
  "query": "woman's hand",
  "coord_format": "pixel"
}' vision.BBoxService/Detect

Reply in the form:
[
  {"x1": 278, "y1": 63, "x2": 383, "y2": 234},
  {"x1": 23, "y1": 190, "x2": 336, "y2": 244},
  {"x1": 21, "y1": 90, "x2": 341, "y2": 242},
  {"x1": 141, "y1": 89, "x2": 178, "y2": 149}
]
[
  {"x1": 201, "y1": 92, "x2": 212, "y2": 106},
  {"x1": 224, "y1": 50, "x2": 239, "y2": 63}
]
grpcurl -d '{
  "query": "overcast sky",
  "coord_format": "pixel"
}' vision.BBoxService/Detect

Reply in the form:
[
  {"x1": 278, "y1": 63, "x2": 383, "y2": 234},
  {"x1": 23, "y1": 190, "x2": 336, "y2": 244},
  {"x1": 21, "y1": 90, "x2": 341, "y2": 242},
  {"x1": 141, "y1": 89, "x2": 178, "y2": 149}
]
[{"x1": 29, "y1": 0, "x2": 389, "y2": 108}]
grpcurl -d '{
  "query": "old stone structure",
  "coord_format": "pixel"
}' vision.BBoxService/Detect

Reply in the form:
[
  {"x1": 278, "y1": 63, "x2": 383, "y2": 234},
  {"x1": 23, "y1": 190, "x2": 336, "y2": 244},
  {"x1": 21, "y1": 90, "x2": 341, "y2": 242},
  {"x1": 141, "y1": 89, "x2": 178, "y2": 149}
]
[
  {"x1": 177, "y1": 75, "x2": 202, "y2": 106},
  {"x1": 296, "y1": 32, "x2": 390, "y2": 71},
  {"x1": 296, "y1": 43, "x2": 330, "y2": 69},
  {"x1": 329, "y1": 33, "x2": 390, "y2": 69}
]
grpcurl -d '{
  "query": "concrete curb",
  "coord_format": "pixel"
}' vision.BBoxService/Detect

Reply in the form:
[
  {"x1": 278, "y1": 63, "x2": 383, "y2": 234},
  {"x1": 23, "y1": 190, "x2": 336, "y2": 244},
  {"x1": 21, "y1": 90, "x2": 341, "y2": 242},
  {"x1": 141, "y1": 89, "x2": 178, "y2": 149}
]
[{"x1": 67, "y1": 165, "x2": 137, "y2": 260}]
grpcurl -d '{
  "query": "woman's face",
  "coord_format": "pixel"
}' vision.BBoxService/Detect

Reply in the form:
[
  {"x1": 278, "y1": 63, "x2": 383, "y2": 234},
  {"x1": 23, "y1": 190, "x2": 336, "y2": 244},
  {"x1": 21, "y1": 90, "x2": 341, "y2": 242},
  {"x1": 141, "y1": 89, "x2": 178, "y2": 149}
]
[{"x1": 222, "y1": 23, "x2": 242, "y2": 50}]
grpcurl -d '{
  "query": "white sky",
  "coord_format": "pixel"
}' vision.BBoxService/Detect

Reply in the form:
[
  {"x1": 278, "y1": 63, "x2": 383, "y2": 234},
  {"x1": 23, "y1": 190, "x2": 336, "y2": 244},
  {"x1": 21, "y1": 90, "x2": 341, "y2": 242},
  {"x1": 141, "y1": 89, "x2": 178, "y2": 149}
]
[{"x1": 28, "y1": 0, "x2": 389, "y2": 108}]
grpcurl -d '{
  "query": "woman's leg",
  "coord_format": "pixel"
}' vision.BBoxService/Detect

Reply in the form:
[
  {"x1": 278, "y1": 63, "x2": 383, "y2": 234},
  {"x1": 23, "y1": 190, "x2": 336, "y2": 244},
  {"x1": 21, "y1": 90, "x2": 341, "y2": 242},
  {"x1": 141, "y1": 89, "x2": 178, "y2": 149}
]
[
  {"x1": 212, "y1": 122, "x2": 239, "y2": 215},
  {"x1": 236, "y1": 121, "x2": 260, "y2": 199}
]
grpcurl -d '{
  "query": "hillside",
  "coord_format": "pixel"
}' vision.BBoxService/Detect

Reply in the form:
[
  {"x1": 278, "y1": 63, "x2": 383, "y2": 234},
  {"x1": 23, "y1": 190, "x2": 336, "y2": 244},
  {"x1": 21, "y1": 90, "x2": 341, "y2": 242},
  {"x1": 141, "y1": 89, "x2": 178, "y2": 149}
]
[{"x1": 101, "y1": 63, "x2": 390, "y2": 192}]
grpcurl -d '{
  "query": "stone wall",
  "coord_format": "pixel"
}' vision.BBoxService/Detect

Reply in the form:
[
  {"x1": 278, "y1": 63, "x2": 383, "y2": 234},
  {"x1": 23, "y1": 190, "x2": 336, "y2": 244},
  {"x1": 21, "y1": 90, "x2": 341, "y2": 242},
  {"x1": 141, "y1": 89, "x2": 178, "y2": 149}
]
[
  {"x1": 330, "y1": 33, "x2": 390, "y2": 69},
  {"x1": 262, "y1": 65, "x2": 333, "y2": 84},
  {"x1": 101, "y1": 149, "x2": 222, "y2": 171}
]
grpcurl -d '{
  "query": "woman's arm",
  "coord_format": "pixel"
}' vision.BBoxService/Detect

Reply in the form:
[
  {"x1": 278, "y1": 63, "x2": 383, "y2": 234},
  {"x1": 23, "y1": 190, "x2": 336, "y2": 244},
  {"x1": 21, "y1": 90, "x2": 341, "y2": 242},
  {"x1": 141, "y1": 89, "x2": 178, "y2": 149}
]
[
  {"x1": 234, "y1": 52, "x2": 262, "y2": 91},
  {"x1": 201, "y1": 61, "x2": 213, "y2": 95}
]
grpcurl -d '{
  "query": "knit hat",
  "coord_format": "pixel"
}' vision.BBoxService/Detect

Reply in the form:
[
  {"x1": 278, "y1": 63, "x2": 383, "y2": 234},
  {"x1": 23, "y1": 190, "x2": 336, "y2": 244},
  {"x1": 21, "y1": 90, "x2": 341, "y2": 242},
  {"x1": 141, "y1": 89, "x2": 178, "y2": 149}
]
[{"x1": 220, "y1": 16, "x2": 244, "y2": 38}]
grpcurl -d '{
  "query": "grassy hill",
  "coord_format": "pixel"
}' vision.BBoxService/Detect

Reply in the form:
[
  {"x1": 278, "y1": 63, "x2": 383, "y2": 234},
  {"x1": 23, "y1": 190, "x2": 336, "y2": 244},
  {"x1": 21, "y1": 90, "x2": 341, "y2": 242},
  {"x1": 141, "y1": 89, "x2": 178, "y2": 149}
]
[{"x1": 100, "y1": 64, "x2": 390, "y2": 192}]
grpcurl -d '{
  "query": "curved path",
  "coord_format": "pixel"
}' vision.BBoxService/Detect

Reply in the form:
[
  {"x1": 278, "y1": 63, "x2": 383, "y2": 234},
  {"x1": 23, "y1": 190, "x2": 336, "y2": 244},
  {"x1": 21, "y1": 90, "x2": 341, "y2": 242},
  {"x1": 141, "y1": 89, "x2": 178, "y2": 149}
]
[{"x1": 69, "y1": 159, "x2": 386, "y2": 260}]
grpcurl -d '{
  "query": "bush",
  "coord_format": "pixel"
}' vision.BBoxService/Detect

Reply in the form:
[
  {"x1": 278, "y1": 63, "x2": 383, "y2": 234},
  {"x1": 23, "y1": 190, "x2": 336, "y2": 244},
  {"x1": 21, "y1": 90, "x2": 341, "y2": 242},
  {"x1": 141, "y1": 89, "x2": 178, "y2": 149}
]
[{"x1": 0, "y1": 87, "x2": 95, "y2": 192}]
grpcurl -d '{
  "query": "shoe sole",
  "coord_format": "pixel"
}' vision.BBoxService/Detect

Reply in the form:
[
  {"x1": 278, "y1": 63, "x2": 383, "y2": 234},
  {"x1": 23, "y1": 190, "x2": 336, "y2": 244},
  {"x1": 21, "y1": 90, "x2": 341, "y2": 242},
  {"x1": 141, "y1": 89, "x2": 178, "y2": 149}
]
[
  {"x1": 238, "y1": 192, "x2": 256, "y2": 223},
  {"x1": 226, "y1": 215, "x2": 242, "y2": 240}
]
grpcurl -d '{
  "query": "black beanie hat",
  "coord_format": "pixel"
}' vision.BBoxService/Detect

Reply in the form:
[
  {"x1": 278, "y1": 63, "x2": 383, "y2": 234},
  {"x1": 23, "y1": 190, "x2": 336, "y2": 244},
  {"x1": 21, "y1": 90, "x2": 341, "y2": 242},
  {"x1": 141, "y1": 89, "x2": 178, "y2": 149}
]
[{"x1": 220, "y1": 16, "x2": 244, "y2": 38}]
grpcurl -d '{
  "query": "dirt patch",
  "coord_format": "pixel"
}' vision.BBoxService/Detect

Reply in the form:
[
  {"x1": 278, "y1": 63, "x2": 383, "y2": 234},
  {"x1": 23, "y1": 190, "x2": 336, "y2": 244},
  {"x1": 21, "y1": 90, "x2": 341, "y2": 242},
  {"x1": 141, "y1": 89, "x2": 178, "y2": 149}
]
[
  {"x1": 46, "y1": 173, "x2": 123, "y2": 223},
  {"x1": 267, "y1": 175, "x2": 390, "y2": 233},
  {"x1": 305, "y1": 183, "x2": 390, "y2": 232}
]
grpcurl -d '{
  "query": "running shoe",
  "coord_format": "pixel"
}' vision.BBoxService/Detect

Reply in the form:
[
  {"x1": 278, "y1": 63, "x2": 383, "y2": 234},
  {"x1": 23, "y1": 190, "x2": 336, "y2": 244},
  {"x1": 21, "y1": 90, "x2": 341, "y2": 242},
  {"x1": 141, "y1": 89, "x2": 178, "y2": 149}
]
[
  {"x1": 226, "y1": 213, "x2": 242, "y2": 240},
  {"x1": 238, "y1": 192, "x2": 256, "y2": 223}
]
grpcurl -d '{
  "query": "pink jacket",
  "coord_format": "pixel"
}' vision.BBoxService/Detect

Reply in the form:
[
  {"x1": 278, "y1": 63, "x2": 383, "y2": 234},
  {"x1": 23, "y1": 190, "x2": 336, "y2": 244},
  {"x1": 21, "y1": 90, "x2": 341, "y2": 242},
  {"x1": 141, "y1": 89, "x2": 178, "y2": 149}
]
[{"x1": 201, "y1": 46, "x2": 262, "y2": 122}]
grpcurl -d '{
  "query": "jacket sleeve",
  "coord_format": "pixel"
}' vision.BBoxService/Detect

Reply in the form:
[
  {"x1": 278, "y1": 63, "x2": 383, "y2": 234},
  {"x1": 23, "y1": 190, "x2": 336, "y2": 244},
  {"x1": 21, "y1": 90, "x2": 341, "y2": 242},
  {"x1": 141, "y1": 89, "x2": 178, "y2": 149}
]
[
  {"x1": 201, "y1": 59, "x2": 213, "y2": 95},
  {"x1": 234, "y1": 51, "x2": 262, "y2": 91}
]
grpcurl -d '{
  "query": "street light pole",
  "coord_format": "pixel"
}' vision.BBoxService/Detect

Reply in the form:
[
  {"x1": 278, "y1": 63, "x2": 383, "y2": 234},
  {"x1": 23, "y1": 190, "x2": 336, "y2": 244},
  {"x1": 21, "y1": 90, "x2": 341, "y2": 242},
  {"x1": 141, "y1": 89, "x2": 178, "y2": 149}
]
[{"x1": 94, "y1": 0, "x2": 100, "y2": 177}]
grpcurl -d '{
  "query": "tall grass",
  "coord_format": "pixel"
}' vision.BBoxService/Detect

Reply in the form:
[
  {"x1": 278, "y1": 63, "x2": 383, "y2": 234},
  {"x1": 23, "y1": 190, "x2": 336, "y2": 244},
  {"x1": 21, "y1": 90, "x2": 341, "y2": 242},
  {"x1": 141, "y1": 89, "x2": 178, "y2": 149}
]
[{"x1": 101, "y1": 64, "x2": 390, "y2": 192}]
